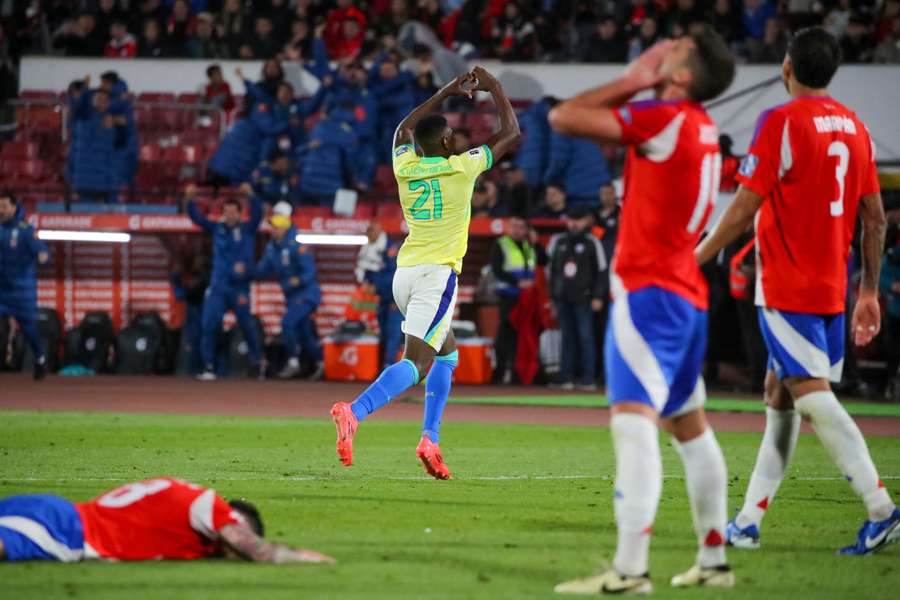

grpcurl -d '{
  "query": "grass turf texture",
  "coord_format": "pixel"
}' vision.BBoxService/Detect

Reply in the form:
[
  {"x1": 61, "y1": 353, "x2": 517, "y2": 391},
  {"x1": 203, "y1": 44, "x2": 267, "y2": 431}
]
[
  {"x1": 432, "y1": 394, "x2": 900, "y2": 418},
  {"x1": 0, "y1": 411, "x2": 898, "y2": 599}
]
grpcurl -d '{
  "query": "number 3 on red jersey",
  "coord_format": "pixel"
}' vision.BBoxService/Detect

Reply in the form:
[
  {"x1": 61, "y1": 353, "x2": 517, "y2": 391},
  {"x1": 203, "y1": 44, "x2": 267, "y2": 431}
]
[{"x1": 827, "y1": 140, "x2": 849, "y2": 217}]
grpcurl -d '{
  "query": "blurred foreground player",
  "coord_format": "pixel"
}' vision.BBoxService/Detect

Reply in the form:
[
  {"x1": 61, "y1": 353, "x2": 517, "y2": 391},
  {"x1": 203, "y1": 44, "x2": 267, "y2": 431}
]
[
  {"x1": 0, "y1": 192, "x2": 50, "y2": 380},
  {"x1": 549, "y1": 29, "x2": 736, "y2": 593},
  {"x1": 0, "y1": 477, "x2": 333, "y2": 564},
  {"x1": 330, "y1": 68, "x2": 521, "y2": 479},
  {"x1": 697, "y1": 27, "x2": 899, "y2": 556},
  {"x1": 186, "y1": 184, "x2": 264, "y2": 380}
]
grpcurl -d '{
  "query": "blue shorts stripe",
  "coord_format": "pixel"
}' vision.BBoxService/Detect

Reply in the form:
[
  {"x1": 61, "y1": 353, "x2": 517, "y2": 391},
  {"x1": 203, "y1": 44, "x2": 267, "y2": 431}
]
[
  {"x1": 424, "y1": 271, "x2": 457, "y2": 340},
  {"x1": 0, "y1": 494, "x2": 84, "y2": 562},
  {"x1": 757, "y1": 308, "x2": 845, "y2": 381}
]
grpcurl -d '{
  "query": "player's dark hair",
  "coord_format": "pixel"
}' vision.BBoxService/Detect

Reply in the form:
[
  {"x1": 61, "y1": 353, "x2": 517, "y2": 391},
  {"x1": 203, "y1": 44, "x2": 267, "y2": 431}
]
[
  {"x1": 0, "y1": 189, "x2": 16, "y2": 204},
  {"x1": 268, "y1": 148, "x2": 287, "y2": 162},
  {"x1": 223, "y1": 197, "x2": 242, "y2": 211},
  {"x1": 686, "y1": 25, "x2": 735, "y2": 102},
  {"x1": 206, "y1": 64, "x2": 221, "y2": 78},
  {"x1": 229, "y1": 500, "x2": 264, "y2": 537},
  {"x1": 414, "y1": 114, "x2": 449, "y2": 152},
  {"x1": 100, "y1": 71, "x2": 119, "y2": 84},
  {"x1": 787, "y1": 26, "x2": 842, "y2": 89}
]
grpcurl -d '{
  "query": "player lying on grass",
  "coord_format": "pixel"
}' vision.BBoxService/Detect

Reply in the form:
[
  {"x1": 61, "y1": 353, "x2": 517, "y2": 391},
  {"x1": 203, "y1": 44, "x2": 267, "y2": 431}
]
[
  {"x1": 549, "y1": 27, "x2": 736, "y2": 594},
  {"x1": 696, "y1": 26, "x2": 899, "y2": 556},
  {"x1": 0, "y1": 477, "x2": 334, "y2": 564},
  {"x1": 330, "y1": 67, "x2": 520, "y2": 480}
]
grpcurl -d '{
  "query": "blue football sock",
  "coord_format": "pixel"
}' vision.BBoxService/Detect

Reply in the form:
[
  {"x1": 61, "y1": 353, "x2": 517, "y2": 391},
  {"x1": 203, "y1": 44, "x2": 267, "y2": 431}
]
[
  {"x1": 422, "y1": 351, "x2": 458, "y2": 444},
  {"x1": 351, "y1": 359, "x2": 419, "y2": 422}
]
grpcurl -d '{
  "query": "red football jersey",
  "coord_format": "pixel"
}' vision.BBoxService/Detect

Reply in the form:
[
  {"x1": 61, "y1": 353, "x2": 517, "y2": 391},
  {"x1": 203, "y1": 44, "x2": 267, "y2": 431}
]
[
  {"x1": 736, "y1": 96, "x2": 880, "y2": 314},
  {"x1": 612, "y1": 99, "x2": 721, "y2": 309},
  {"x1": 76, "y1": 477, "x2": 243, "y2": 560}
]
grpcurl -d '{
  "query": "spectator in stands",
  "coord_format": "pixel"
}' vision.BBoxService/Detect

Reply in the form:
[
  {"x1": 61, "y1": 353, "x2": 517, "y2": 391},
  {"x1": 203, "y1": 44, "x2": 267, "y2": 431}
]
[
  {"x1": 748, "y1": 17, "x2": 790, "y2": 63},
  {"x1": 597, "y1": 183, "x2": 619, "y2": 261},
  {"x1": 171, "y1": 253, "x2": 211, "y2": 376},
  {"x1": 260, "y1": 75, "x2": 331, "y2": 165},
  {"x1": 881, "y1": 235, "x2": 900, "y2": 393},
  {"x1": 516, "y1": 97, "x2": 556, "y2": 211},
  {"x1": 667, "y1": 0, "x2": 705, "y2": 35},
  {"x1": 842, "y1": 15, "x2": 876, "y2": 62},
  {"x1": 628, "y1": 16, "x2": 659, "y2": 60},
  {"x1": 133, "y1": 0, "x2": 167, "y2": 32},
  {"x1": 297, "y1": 103, "x2": 358, "y2": 206},
  {"x1": 499, "y1": 161, "x2": 530, "y2": 217},
  {"x1": 184, "y1": 183, "x2": 264, "y2": 380},
  {"x1": 250, "y1": 16, "x2": 282, "y2": 59},
  {"x1": 490, "y1": 215, "x2": 546, "y2": 384},
  {"x1": 0, "y1": 192, "x2": 50, "y2": 381},
  {"x1": 265, "y1": 0, "x2": 294, "y2": 44},
  {"x1": 69, "y1": 86, "x2": 124, "y2": 202},
  {"x1": 547, "y1": 205, "x2": 607, "y2": 391},
  {"x1": 187, "y1": 12, "x2": 228, "y2": 58},
  {"x1": 533, "y1": 184, "x2": 568, "y2": 219},
  {"x1": 742, "y1": 0, "x2": 776, "y2": 41},
  {"x1": 323, "y1": 0, "x2": 367, "y2": 60},
  {"x1": 368, "y1": 52, "x2": 415, "y2": 164},
  {"x1": 96, "y1": 0, "x2": 127, "y2": 42},
  {"x1": 328, "y1": 61, "x2": 378, "y2": 189},
  {"x1": 166, "y1": 0, "x2": 197, "y2": 56},
  {"x1": 355, "y1": 221, "x2": 403, "y2": 368},
  {"x1": 492, "y1": 1, "x2": 537, "y2": 61},
  {"x1": 580, "y1": 16, "x2": 628, "y2": 63},
  {"x1": 281, "y1": 19, "x2": 314, "y2": 61},
  {"x1": 218, "y1": 0, "x2": 248, "y2": 56},
  {"x1": 104, "y1": 19, "x2": 136, "y2": 58},
  {"x1": 243, "y1": 59, "x2": 285, "y2": 104},
  {"x1": 709, "y1": 0, "x2": 743, "y2": 46},
  {"x1": 472, "y1": 180, "x2": 505, "y2": 218},
  {"x1": 203, "y1": 64, "x2": 235, "y2": 113},
  {"x1": 825, "y1": 0, "x2": 852, "y2": 39},
  {"x1": 252, "y1": 149, "x2": 300, "y2": 206},
  {"x1": 256, "y1": 203, "x2": 323, "y2": 380},
  {"x1": 544, "y1": 130, "x2": 609, "y2": 208},
  {"x1": 616, "y1": 0, "x2": 658, "y2": 35},
  {"x1": 53, "y1": 12, "x2": 106, "y2": 56},
  {"x1": 137, "y1": 18, "x2": 172, "y2": 57},
  {"x1": 874, "y1": 16, "x2": 900, "y2": 62}
]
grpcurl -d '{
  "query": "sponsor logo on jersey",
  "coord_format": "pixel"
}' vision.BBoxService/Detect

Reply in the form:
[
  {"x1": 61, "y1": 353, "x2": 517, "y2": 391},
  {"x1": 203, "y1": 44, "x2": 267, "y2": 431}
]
[
  {"x1": 618, "y1": 106, "x2": 632, "y2": 124},
  {"x1": 394, "y1": 145, "x2": 410, "y2": 157},
  {"x1": 468, "y1": 148, "x2": 481, "y2": 156}
]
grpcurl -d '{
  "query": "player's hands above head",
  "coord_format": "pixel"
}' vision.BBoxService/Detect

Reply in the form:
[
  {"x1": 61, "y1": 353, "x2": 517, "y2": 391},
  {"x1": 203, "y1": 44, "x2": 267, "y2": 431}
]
[
  {"x1": 471, "y1": 66, "x2": 499, "y2": 92},
  {"x1": 444, "y1": 73, "x2": 476, "y2": 99},
  {"x1": 851, "y1": 292, "x2": 881, "y2": 347},
  {"x1": 238, "y1": 182, "x2": 254, "y2": 197},
  {"x1": 624, "y1": 39, "x2": 675, "y2": 90}
]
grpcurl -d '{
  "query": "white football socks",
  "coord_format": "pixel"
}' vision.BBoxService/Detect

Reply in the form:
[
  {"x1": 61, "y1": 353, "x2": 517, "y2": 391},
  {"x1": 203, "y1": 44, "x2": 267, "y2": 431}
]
[
  {"x1": 673, "y1": 428, "x2": 728, "y2": 568},
  {"x1": 795, "y1": 391, "x2": 895, "y2": 522},
  {"x1": 735, "y1": 407, "x2": 800, "y2": 529},
  {"x1": 610, "y1": 413, "x2": 661, "y2": 577}
]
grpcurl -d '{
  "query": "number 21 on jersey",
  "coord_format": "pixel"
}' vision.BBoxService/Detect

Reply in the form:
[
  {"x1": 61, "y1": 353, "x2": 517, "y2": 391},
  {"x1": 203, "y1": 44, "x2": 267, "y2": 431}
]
[{"x1": 409, "y1": 179, "x2": 443, "y2": 221}]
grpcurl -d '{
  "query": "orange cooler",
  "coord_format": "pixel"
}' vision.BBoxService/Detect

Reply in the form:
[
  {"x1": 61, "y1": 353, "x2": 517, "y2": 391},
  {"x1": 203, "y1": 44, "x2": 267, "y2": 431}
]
[
  {"x1": 324, "y1": 336, "x2": 380, "y2": 382},
  {"x1": 453, "y1": 338, "x2": 493, "y2": 384}
]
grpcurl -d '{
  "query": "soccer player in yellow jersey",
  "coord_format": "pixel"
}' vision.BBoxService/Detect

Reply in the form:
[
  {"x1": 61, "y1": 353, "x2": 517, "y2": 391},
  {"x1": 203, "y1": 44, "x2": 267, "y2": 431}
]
[{"x1": 331, "y1": 67, "x2": 520, "y2": 479}]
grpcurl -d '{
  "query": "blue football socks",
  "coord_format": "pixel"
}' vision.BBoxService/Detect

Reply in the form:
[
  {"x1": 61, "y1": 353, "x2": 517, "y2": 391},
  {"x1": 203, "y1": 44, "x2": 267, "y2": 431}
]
[
  {"x1": 351, "y1": 359, "x2": 420, "y2": 422},
  {"x1": 422, "y1": 351, "x2": 458, "y2": 443}
]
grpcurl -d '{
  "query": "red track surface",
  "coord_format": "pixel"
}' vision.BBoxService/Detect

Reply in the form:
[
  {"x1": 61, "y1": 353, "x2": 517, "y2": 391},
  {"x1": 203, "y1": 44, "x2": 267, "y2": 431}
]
[{"x1": 2, "y1": 375, "x2": 899, "y2": 436}]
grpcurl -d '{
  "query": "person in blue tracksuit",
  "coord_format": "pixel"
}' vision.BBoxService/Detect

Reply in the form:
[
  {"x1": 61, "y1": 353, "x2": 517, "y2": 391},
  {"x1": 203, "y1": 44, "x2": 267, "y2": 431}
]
[
  {"x1": 367, "y1": 53, "x2": 415, "y2": 165},
  {"x1": 297, "y1": 103, "x2": 357, "y2": 207},
  {"x1": 207, "y1": 85, "x2": 290, "y2": 186},
  {"x1": 185, "y1": 184, "x2": 263, "y2": 380},
  {"x1": 170, "y1": 254, "x2": 211, "y2": 376},
  {"x1": 99, "y1": 72, "x2": 138, "y2": 191},
  {"x1": 256, "y1": 212, "x2": 323, "y2": 380},
  {"x1": 516, "y1": 97, "x2": 556, "y2": 198},
  {"x1": 0, "y1": 193, "x2": 50, "y2": 380},
  {"x1": 355, "y1": 221, "x2": 402, "y2": 368},
  {"x1": 328, "y1": 62, "x2": 378, "y2": 190},
  {"x1": 543, "y1": 128, "x2": 610, "y2": 207},
  {"x1": 68, "y1": 87, "x2": 120, "y2": 202},
  {"x1": 252, "y1": 149, "x2": 301, "y2": 206}
]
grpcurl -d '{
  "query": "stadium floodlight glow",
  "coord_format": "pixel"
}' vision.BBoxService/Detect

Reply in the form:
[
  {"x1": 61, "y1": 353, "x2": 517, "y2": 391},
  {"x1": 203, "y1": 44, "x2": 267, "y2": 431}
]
[
  {"x1": 38, "y1": 230, "x2": 132, "y2": 243},
  {"x1": 295, "y1": 233, "x2": 368, "y2": 246}
]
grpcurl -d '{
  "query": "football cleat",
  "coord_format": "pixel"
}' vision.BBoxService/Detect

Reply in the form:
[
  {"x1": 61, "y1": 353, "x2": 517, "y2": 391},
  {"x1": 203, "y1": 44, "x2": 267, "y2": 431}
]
[
  {"x1": 554, "y1": 569, "x2": 652, "y2": 595},
  {"x1": 331, "y1": 402, "x2": 358, "y2": 467},
  {"x1": 277, "y1": 362, "x2": 302, "y2": 380},
  {"x1": 33, "y1": 356, "x2": 47, "y2": 381},
  {"x1": 671, "y1": 564, "x2": 735, "y2": 588},
  {"x1": 416, "y1": 435, "x2": 451, "y2": 480},
  {"x1": 726, "y1": 518, "x2": 760, "y2": 549},
  {"x1": 196, "y1": 370, "x2": 217, "y2": 381},
  {"x1": 838, "y1": 508, "x2": 900, "y2": 556}
]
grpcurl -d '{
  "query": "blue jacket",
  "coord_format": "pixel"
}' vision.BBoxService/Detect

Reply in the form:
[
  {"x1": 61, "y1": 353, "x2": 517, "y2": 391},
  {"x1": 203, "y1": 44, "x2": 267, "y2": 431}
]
[
  {"x1": 256, "y1": 226, "x2": 322, "y2": 305},
  {"x1": 299, "y1": 111, "x2": 357, "y2": 196},
  {"x1": 516, "y1": 100, "x2": 552, "y2": 187},
  {"x1": 544, "y1": 131, "x2": 610, "y2": 200},
  {"x1": 329, "y1": 83, "x2": 378, "y2": 143},
  {"x1": 368, "y1": 57, "x2": 415, "y2": 158},
  {"x1": 0, "y1": 216, "x2": 48, "y2": 302},
  {"x1": 881, "y1": 248, "x2": 900, "y2": 318},
  {"x1": 258, "y1": 89, "x2": 329, "y2": 164},
  {"x1": 362, "y1": 240, "x2": 399, "y2": 304},
  {"x1": 187, "y1": 196, "x2": 262, "y2": 289},
  {"x1": 208, "y1": 101, "x2": 289, "y2": 185},
  {"x1": 252, "y1": 162, "x2": 301, "y2": 205},
  {"x1": 69, "y1": 93, "x2": 118, "y2": 192},
  {"x1": 110, "y1": 100, "x2": 138, "y2": 187}
]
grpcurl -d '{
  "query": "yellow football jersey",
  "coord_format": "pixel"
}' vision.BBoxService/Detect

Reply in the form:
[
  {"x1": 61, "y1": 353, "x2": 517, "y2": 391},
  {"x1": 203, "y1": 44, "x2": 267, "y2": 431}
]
[{"x1": 392, "y1": 143, "x2": 493, "y2": 273}]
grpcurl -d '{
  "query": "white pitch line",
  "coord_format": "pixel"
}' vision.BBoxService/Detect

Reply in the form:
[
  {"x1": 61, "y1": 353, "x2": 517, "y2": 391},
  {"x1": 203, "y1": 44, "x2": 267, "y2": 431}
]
[{"x1": 3, "y1": 475, "x2": 899, "y2": 483}]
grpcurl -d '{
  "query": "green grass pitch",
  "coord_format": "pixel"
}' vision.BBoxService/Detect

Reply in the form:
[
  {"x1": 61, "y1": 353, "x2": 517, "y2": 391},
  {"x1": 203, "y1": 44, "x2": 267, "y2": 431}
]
[{"x1": 1, "y1": 410, "x2": 898, "y2": 599}]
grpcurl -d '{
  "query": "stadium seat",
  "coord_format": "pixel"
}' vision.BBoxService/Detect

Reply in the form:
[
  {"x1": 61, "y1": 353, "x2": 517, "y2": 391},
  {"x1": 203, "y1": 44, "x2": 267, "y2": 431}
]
[
  {"x1": 176, "y1": 93, "x2": 201, "y2": 104},
  {"x1": 137, "y1": 92, "x2": 176, "y2": 103},
  {"x1": 139, "y1": 143, "x2": 162, "y2": 163},
  {"x1": 20, "y1": 90, "x2": 57, "y2": 101},
  {"x1": 1, "y1": 141, "x2": 41, "y2": 160}
]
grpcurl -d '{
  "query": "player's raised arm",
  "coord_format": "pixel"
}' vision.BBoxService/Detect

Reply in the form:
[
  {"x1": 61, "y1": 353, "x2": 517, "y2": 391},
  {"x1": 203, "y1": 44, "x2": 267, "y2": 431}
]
[
  {"x1": 471, "y1": 66, "x2": 521, "y2": 163},
  {"x1": 549, "y1": 41, "x2": 676, "y2": 144},
  {"x1": 392, "y1": 73, "x2": 476, "y2": 149},
  {"x1": 219, "y1": 524, "x2": 335, "y2": 565},
  {"x1": 695, "y1": 186, "x2": 764, "y2": 265},
  {"x1": 852, "y1": 192, "x2": 887, "y2": 346}
]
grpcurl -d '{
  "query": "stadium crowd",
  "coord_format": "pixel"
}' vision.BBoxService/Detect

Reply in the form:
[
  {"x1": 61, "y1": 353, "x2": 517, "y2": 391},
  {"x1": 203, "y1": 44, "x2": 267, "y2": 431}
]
[{"x1": 1, "y1": 0, "x2": 897, "y2": 65}]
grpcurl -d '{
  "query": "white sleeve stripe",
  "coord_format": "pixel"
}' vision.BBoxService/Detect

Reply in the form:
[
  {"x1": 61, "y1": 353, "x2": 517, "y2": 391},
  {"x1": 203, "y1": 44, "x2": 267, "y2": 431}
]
[
  {"x1": 0, "y1": 516, "x2": 83, "y2": 562},
  {"x1": 641, "y1": 112, "x2": 686, "y2": 163},
  {"x1": 188, "y1": 489, "x2": 216, "y2": 539},
  {"x1": 778, "y1": 119, "x2": 792, "y2": 178}
]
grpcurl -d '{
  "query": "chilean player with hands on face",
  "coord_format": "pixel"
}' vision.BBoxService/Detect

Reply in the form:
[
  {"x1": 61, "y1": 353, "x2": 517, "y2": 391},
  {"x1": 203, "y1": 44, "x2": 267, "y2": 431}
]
[
  {"x1": 696, "y1": 26, "x2": 899, "y2": 556},
  {"x1": 549, "y1": 26, "x2": 736, "y2": 594},
  {"x1": 0, "y1": 477, "x2": 334, "y2": 564}
]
